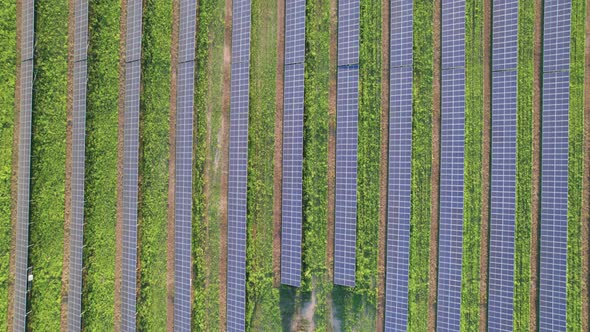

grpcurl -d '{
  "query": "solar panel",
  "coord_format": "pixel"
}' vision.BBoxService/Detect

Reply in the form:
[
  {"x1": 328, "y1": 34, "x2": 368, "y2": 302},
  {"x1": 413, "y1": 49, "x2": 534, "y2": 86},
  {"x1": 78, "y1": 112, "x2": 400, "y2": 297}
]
[
  {"x1": 436, "y1": 66, "x2": 465, "y2": 332},
  {"x1": 121, "y1": 1, "x2": 143, "y2": 326},
  {"x1": 231, "y1": 0, "x2": 251, "y2": 65},
  {"x1": 389, "y1": 0, "x2": 413, "y2": 69},
  {"x1": 280, "y1": 62, "x2": 304, "y2": 287},
  {"x1": 441, "y1": 0, "x2": 465, "y2": 70},
  {"x1": 173, "y1": 1, "x2": 197, "y2": 328},
  {"x1": 488, "y1": 70, "x2": 517, "y2": 332},
  {"x1": 13, "y1": 58, "x2": 34, "y2": 332},
  {"x1": 487, "y1": 1, "x2": 518, "y2": 329},
  {"x1": 334, "y1": 64, "x2": 359, "y2": 287},
  {"x1": 542, "y1": 0, "x2": 571, "y2": 72},
  {"x1": 67, "y1": 1, "x2": 89, "y2": 329},
  {"x1": 284, "y1": 0, "x2": 305, "y2": 65},
  {"x1": 384, "y1": 65, "x2": 413, "y2": 331},
  {"x1": 337, "y1": 0, "x2": 360, "y2": 66},
  {"x1": 21, "y1": 0, "x2": 34, "y2": 61}
]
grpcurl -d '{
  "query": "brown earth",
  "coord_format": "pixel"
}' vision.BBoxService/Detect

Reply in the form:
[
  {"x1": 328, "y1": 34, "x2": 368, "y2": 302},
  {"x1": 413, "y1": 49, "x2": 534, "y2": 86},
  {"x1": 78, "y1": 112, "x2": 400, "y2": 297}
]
[
  {"x1": 326, "y1": 0, "x2": 337, "y2": 281},
  {"x1": 478, "y1": 0, "x2": 492, "y2": 329},
  {"x1": 166, "y1": 0, "x2": 180, "y2": 329},
  {"x1": 376, "y1": 0, "x2": 390, "y2": 329},
  {"x1": 428, "y1": 0, "x2": 441, "y2": 329},
  {"x1": 581, "y1": 2, "x2": 590, "y2": 330},
  {"x1": 114, "y1": 0, "x2": 128, "y2": 329},
  {"x1": 530, "y1": 0, "x2": 543, "y2": 329},
  {"x1": 7, "y1": 1, "x2": 23, "y2": 330},
  {"x1": 218, "y1": 0, "x2": 233, "y2": 326},
  {"x1": 273, "y1": 0, "x2": 285, "y2": 288},
  {"x1": 60, "y1": 0, "x2": 76, "y2": 328}
]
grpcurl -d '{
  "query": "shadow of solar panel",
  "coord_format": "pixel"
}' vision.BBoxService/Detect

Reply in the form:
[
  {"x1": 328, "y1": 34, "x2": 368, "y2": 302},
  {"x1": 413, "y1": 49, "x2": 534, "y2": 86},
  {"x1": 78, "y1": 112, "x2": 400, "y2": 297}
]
[
  {"x1": 281, "y1": 63, "x2": 304, "y2": 287},
  {"x1": 539, "y1": 70, "x2": 569, "y2": 332},
  {"x1": 13, "y1": 58, "x2": 34, "y2": 332},
  {"x1": 436, "y1": 66, "x2": 465, "y2": 332},
  {"x1": 334, "y1": 64, "x2": 359, "y2": 287},
  {"x1": 337, "y1": 0, "x2": 360, "y2": 66},
  {"x1": 384, "y1": 65, "x2": 413, "y2": 331}
]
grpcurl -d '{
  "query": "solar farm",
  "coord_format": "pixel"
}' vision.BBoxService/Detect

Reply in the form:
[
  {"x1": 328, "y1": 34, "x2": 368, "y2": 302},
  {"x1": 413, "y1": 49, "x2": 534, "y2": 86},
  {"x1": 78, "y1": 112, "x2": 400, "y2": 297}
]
[{"x1": 0, "y1": 0, "x2": 589, "y2": 331}]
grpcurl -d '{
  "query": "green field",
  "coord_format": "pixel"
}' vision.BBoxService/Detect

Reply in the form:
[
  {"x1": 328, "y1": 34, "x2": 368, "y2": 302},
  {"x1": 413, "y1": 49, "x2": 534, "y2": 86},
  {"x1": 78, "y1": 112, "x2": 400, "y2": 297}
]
[
  {"x1": 0, "y1": 2, "x2": 16, "y2": 329},
  {"x1": 27, "y1": 0, "x2": 68, "y2": 329},
  {"x1": 82, "y1": 0, "x2": 120, "y2": 328}
]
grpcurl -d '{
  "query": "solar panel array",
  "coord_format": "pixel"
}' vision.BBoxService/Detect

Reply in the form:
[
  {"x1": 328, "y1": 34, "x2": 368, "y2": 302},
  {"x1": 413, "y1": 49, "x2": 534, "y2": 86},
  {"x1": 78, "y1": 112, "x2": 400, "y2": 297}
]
[
  {"x1": 280, "y1": 0, "x2": 305, "y2": 288},
  {"x1": 436, "y1": 0, "x2": 465, "y2": 329},
  {"x1": 67, "y1": 0, "x2": 89, "y2": 330},
  {"x1": 384, "y1": 0, "x2": 413, "y2": 329},
  {"x1": 487, "y1": 0, "x2": 518, "y2": 330},
  {"x1": 227, "y1": 0, "x2": 251, "y2": 329},
  {"x1": 121, "y1": 0, "x2": 143, "y2": 330},
  {"x1": 539, "y1": 1, "x2": 571, "y2": 329},
  {"x1": 173, "y1": 0, "x2": 196, "y2": 329},
  {"x1": 13, "y1": 1, "x2": 35, "y2": 330},
  {"x1": 334, "y1": 0, "x2": 360, "y2": 287}
]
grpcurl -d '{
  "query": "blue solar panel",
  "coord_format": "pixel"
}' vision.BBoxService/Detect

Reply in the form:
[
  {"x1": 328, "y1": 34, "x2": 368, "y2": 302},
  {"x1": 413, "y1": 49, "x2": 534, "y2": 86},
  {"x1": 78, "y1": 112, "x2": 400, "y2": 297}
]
[
  {"x1": 334, "y1": 64, "x2": 359, "y2": 287},
  {"x1": 437, "y1": 66, "x2": 465, "y2": 332},
  {"x1": 337, "y1": 0, "x2": 360, "y2": 66},
  {"x1": 389, "y1": 0, "x2": 413, "y2": 69},
  {"x1": 231, "y1": 0, "x2": 251, "y2": 65},
  {"x1": 21, "y1": 0, "x2": 34, "y2": 61},
  {"x1": 384, "y1": 64, "x2": 413, "y2": 331},
  {"x1": 173, "y1": 1, "x2": 196, "y2": 328},
  {"x1": 441, "y1": 0, "x2": 465, "y2": 70},
  {"x1": 284, "y1": 0, "x2": 305, "y2": 65},
  {"x1": 281, "y1": 62, "x2": 304, "y2": 287},
  {"x1": 542, "y1": 0, "x2": 571, "y2": 73},
  {"x1": 67, "y1": 1, "x2": 89, "y2": 329},
  {"x1": 491, "y1": 0, "x2": 518, "y2": 72}
]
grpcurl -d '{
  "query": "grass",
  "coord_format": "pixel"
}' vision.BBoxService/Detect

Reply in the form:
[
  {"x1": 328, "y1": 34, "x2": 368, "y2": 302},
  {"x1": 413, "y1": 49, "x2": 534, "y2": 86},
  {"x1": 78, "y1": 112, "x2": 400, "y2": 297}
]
[
  {"x1": 460, "y1": 0, "x2": 483, "y2": 329},
  {"x1": 81, "y1": 0, "x2": 121, "y2": 328},
  {"x1": 407, "y1": 0, "x2": 433, "y2": 329},
  {"x1": 332, "y1": 0, "x2": 381, "y2": 329},
  {"x1": 245, "y1": 0, "x2": 281, "y2": 329},
  {"x1": 192, "y1": 0, "x2": 226, "y2": 328},
  {"x1": 566, "y1": 0, "x2": 586, "y2": 329},
  {"x1": 136, "y1": 0, "x2": 172, "y2": 330},
  {"x1": 27, "y1": 0, "x2": 68, "y2": 329},
  {"x1": 0, "y1": 2, "x2": 16, "y2": 329},
  {"x1": 514, "y1": 0, "x2": 534, "y2": 329}
]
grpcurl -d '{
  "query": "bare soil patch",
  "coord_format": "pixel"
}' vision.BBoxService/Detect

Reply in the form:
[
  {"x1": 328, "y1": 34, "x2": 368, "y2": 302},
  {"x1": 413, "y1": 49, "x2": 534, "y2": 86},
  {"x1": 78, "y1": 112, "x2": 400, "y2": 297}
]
[
  {"x1": 326, "y1": 0, "x2": 337, "y2": 281},
  {"x1": 529, "y1": 1, "x2": 543, "y2": 329},
  {"x1": 428, "y1": 0, "x2": 441, "y2": 329},
  {"x1": 273, "y1": 0, "x2": 285, "y2": 288},
  {"x1": 7, "y1": 1, "x2": 23, "y2": 330},
  {"x1": 376, "y1": 0, "x2": 390, "y2": 329},
  {"x1": 166, "y1": 0, "x2": 180, "y2": 329},
  {"x1": 114, "y1": 0, "x2": 128, "y2": 329},
  {"x1": 60, "y1": 0, "x2": 76, "y2": 328},
  {"x1": 581, "y1": 3, "x2": 590, "y2": 330},
  {"x1": 478, "y1": 1, "x2": 492, "y2": 329},
  {"x1": 218, "y1": 0, "x2": 233, "y2": 327}
]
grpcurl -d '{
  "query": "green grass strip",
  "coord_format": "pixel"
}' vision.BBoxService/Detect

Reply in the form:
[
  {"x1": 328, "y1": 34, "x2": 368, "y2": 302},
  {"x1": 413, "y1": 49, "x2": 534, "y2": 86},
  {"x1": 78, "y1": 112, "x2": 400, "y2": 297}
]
[
  {"x1": 0, "y1": 1, "x2": 16, "y2": 329},
  {"x1": 193, "y1": 0, "x2": 225, "y2": 328},
  {"x1": 408, "y1": 0, "x2": 433, "y2": 330},
  {"x1": 514, "y1": 0, "x2": 534, "y2": 329},
  {"x1": 246, "y1": 0, "x2": 281, "y2": 329},
  {"x1": 136, "y1": 0, "x2": 172, "y2": 330},
  {"x1": 332, "y1": 0, "x2": 381, "y2": 329},
  {"x1": 82, "y1": 0, "x2": 120, "y2": 328},
  {"x1": 302, "y1": 0, "x2": 331, "y2": 328},
  {"x1": 28, "y1": 0, "x2": 68, "y2": 329},
  {"x1": 460, "y1": 0, "x2": 483, "y2": 329},
  {"x1": 566, "y1": 0, "x2": 585, "y2": 329}
]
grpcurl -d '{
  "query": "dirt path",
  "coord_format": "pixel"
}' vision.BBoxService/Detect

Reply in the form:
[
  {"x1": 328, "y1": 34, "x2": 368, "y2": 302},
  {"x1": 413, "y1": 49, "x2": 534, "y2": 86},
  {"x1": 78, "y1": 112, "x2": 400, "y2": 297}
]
[
  {"x1": 326, "y1": 0, "x2": 337, "y2": 282},
  {"x1": 166, "y1": 0, "x2": 180, "y2": 329},
  {"x1": 273, "y1": 0, "x2": 285, "y2": 288},
  {"x1": 529, "y1": 1, "x2": 543, "y2": 330},
  {"x1": 427, "y1": 0, "x2": 441, "y2": 328},
  {"x1": 581, "y1": 2, "x2": 590, "y2": 329},
  {"x1": 219, "y1": 0, "x2": 232, "y2": 326},
  {"x1": 376, "y1": 0, "x2": 390, "y2": 329},
  {"x1": 114, "y1": 0, "x2": 128, "y2": 329},
  {"x1": 7, "y1": 1, "x2": 23, "y2": 330},
  {"x1": 478, "y1": 0, "x2": 492, "y2": 329},
  {"x1": 60, "y1": 0, "x2": 76, "y2": 328}
]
